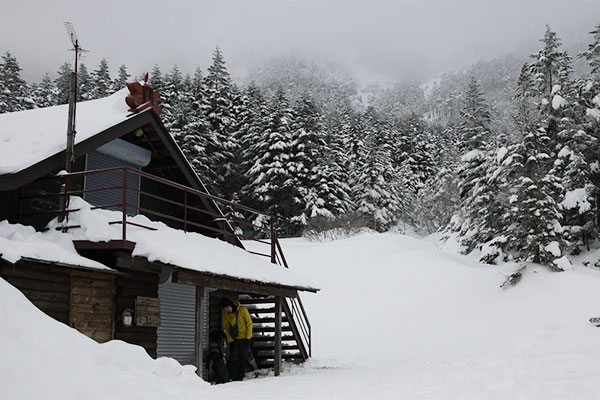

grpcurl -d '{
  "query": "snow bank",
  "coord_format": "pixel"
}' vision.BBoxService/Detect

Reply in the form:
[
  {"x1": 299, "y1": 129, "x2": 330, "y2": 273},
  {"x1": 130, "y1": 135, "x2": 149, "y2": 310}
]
[
  {"x1": 48, "y1": 197, "x2": 317, "y2": 291},
  {"x1": 0, "y1": 277, "x2": 208, "y2": 400},
  {"x1": 4, "y1": 231, "x2": 600, "y2": 399},
  {"x1": 239, "y1": 233, "x2": 600, "y2": 399},
  {"x1": 0, "y1": 88, "x2": 133, "y2": 174}
]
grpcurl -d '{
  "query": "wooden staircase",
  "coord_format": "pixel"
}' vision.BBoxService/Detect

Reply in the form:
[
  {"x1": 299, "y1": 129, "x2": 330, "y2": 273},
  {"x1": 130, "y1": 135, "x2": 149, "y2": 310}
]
[{"x1": 239, "y1": 295, "x2": 311, "y2": 369}]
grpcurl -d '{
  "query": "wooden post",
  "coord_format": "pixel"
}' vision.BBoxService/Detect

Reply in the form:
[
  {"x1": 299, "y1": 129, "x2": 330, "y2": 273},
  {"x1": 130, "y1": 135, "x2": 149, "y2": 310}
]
[
  {"x1": 183, "y1": 190, "x2": 188, "y2": 233},
  {"x1": 122, "y1": 167, "x2": 127, "y2": 241},
  {"x1": 195, "y1": 286, "x2": 205, "y2": 378},
  {"x1": 274, "y1": 296, "x2": 282, "y2": 376},
  {"x1": 270, "y1": 216, "x2": 276, "y2": 264}
]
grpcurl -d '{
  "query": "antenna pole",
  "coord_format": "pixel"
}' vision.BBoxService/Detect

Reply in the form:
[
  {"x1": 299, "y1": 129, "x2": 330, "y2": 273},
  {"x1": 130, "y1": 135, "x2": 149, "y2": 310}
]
[{"x1": 60, "y1": 22, "x2": 87, "y2": 223}]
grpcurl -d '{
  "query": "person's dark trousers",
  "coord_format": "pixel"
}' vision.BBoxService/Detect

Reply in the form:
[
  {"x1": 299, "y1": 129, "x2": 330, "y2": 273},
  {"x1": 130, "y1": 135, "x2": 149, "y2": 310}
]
[{"x1": 228, "y1": 339, "x2": 250, "y2": 381}]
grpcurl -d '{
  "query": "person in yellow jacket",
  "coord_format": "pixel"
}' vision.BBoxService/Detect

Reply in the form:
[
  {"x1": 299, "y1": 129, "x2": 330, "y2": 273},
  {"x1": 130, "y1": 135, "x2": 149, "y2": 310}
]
[{"x1": 219, "y1": 298, "x2": 253, "y2": 381}]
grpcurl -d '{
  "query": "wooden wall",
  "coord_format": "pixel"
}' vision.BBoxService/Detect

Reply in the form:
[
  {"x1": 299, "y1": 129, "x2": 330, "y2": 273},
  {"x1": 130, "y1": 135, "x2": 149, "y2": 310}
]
[
  {"x1": 69, "y1": 270, "x2": 116, "y2": 343},
  {"x1": 115, "y1": 270, "x2": 159, "y2": 358},
  {"x1": 1, "y1": 260, "x2": 71, "y2": 324}
]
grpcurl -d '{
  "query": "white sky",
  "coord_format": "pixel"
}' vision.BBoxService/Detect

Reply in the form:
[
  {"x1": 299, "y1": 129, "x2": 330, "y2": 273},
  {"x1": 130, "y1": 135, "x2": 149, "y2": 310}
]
[{"x1": 1, "y1": 0, "x2": 599, "y2": 84}]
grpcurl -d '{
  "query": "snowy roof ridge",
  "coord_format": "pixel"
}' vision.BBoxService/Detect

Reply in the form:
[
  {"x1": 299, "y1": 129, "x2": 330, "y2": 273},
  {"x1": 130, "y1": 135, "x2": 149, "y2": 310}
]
[{"x1": 0, "y1": 88, "x2": 133, "y2": 175}]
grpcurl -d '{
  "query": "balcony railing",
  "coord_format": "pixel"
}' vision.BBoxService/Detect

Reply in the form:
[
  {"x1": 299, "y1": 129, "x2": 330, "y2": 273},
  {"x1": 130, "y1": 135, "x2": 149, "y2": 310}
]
[{"x1": 22, "y1": 166, "x2": 312, "y2": 359}]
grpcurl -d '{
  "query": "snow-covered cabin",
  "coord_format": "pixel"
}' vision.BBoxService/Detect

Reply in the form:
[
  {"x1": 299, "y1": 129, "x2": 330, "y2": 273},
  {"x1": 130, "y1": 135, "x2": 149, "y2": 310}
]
[{"x1": 0, "y1": 82, "x2": 317, "y2": 378}]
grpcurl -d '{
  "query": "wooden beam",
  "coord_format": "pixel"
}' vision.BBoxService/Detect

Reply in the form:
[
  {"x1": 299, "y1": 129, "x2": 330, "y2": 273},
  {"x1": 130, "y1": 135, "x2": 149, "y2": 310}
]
[
  {"x1": 274, "y1": 296, "x2": 282, "y2": 376},
  {"x1": 173, "y1": 269, "x2": 298, "y2": 299},
  {"x1": 195, "y1": 286, "x2": 205, "y2": 378},
  {"x1": 74, "y1": 239, "x2": 136, "y2": 251},
  {"x1": 115, "y1": 253, "x2": 161, "y2": 273}
]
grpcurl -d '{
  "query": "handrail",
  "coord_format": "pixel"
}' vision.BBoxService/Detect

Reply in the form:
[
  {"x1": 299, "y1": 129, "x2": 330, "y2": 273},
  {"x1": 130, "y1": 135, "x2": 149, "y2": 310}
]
[
  {"x1": 272, "y1": 236, "x2": 312, "y2": 359},
  {"x1": 31, "y1": 167, "x2": 313, "y2": 359}
]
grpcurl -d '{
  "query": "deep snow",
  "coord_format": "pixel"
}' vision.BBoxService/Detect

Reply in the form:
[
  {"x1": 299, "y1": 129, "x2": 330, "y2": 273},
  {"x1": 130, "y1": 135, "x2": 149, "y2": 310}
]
[{"x1": 3, "y1": 232, "x2": 600, "y2": 399}]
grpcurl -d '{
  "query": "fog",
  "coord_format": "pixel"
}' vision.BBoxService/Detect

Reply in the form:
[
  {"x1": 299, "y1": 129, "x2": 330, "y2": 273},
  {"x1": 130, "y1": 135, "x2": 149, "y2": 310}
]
[{"x1": 1, "y1": 0, "x2": 599, "y2": 84}]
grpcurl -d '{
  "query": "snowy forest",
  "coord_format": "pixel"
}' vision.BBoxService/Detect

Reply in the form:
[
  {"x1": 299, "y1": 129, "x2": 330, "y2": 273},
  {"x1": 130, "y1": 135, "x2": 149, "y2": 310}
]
[{"x1": 1, "y1": 24, "x2": 600, "y2": 271}]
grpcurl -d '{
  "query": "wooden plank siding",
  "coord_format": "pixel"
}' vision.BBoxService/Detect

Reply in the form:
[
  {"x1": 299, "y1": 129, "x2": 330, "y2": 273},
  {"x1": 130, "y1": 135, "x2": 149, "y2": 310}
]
[
  {"x1": 0, "y1": 260, "x2": 71, "y2": 323},
  {"x1": 114, "y1": 270, "x2": 159, "y2": 358},
  {"x1": 69, "y1": 271, "x2": 116, "y2": 343}
]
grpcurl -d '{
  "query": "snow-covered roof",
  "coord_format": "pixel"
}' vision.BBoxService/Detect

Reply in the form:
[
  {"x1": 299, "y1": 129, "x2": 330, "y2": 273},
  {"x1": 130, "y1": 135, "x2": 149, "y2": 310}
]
[
  {"x1": 0, "y1": 88, "x2": 133, "y2": 175},
  {"x1": 46, "y1": 197, "x2": 318, "y2": 292},
  {"x1": 0, "y1": 220, "x2": 113, "y2": 272}
]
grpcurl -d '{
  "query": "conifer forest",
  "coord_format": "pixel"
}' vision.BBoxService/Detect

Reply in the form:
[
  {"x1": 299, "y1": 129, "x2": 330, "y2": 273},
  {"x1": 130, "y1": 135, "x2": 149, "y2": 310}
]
[{"x1": 2, "y1": 24, "x2": 600, "y2": 271}]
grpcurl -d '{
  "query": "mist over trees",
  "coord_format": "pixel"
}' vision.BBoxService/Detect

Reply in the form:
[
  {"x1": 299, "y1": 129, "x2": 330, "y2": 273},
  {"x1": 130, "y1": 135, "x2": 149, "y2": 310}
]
[{"x1": 2, "y1": 23, "x2": 600, "y2": 269}]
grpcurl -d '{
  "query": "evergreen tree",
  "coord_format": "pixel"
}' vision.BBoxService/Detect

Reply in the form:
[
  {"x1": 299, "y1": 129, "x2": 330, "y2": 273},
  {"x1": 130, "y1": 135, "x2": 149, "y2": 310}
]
[
  {"x1": 239, "y1": 82, "x2": 270, "y2": 205},
  {"x1": 0, "y1": 51, "x2": 32, "y2": 113},
  {"x1": 54, "y1": 62, "x2": 72, "y2": 105},
  {"x1": 149, "y1": 64, "x2": 165, "y2": 93},
  {"x1": 203, "y1": 47, "x2": 238, "y2": 198},
  {"x1": 91, "y1": 58, "x2": 112, "y2": 99},
  {"x1": 178, "y1": 68, "x2": 211, "y2": 185},
  {"x1": 291, "y1": 94, "x2": 351, "y2": 224},
  {"x1": 77, "y1": 63, "x2": 92, "y2": 101},
  {"x1": 113, "y1": 64, "x2": 130, "y2": 91},
  {"x1": 450, "y1": 76, "x2": 495, "y2": 252},
  {"x1": 32, "y1": 73, "x2": 57, "y2": 108},
  {"x1": 244, "y1": 88, "x2": 299, "y2": 234},
  {"x1": 512, "y1": 64, "x2": 537, "y2": 139},
  {"x1": 529, "y1": 25, "x2": 573, "y2": 133},
  {"x1": 503, "y1": 128, "x2": 566, "y2": 269},
  {"x1": 162, "y1": 65, "x2": 188, "y2": 138}
]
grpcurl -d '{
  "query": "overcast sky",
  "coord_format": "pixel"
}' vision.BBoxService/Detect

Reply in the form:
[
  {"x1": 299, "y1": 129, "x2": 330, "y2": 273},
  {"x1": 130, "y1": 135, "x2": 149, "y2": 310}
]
[{"x1": 2, "y1": 0, "x2": 600, "y2": 85}]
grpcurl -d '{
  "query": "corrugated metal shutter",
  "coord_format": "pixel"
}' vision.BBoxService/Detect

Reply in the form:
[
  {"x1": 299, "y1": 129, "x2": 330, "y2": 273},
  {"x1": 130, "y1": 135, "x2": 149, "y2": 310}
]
[
  {"x1": 157, "y1": 282, "x2": 197, "y2": 365},
  {"x1": 200, "y1": 289, "x2": 209, "y2": 379},
  {"x1": 84, "y1": 151, "x2": 140, "y2": 215}
]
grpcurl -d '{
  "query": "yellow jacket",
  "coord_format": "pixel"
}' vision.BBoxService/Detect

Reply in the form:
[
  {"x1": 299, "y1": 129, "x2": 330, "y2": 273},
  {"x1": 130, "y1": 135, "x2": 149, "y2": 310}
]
[{"x1": 223, "y1": 300, "x2": 253, "y2": 343}]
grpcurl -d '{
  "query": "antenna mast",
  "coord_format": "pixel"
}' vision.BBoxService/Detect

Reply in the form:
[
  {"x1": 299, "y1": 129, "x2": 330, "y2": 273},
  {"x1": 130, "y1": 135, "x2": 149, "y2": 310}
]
[
  {"x1": 63, "y1": 22, "x2": 88, "y2": 173},
  {"x1": 59, "y1": 22, "x2": 88, "y2": 223}
]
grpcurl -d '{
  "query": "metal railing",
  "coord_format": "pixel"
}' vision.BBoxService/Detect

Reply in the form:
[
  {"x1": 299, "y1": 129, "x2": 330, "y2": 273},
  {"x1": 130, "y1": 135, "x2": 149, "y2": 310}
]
[{"x1": 24, "y1": 166, "x2": 312, "y2": 358}]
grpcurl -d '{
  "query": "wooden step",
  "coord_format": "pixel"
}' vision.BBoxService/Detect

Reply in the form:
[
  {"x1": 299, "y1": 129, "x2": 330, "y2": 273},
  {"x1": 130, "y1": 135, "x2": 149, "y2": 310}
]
[
  {"x1": 254, "y1": 344, "x2": 300, "y2": 351},
  {"x1": 253, "y1": 326, "x2": 292, "y2": 333},
  {"x1": 248, "y1": 308, "x2": 279, "y2": 314},
  {"x1": 256, "y1": 357, "x2": 305, "y2": 368},
  {"x1": 255, "y1": 353, "x2": 303, "y2": 360},
  {"x1": 239, "y1": 298, "x2": 274, "y2": 304},
  {"x1": 252, "y1": 317, "x2": 288, "y2": 323},
  {"x1": 252, "y1": 335, "x2": 295, "y2": 342}
]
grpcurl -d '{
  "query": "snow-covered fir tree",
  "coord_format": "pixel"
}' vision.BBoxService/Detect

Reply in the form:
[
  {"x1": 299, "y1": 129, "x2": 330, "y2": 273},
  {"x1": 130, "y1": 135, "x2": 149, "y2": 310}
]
[
  {"x1": 503, "y1": 127, "x2": 567, "y2": 269},
  {"x1": 149, "y1": 65, "x2": 165, "y2": 93},
  {"x1": 244, "y1": 87, "x2": 300, "y2": 235},
  {"x1": 0, "y1": 51, "x2": 32, "y2": 113},
  {"x1": 113, "y1": 64, "x2": 130, "y2": 91},
  {"x1": 162, "y1": 65, "x2": 190, "y2": 139},
  {"x1": 529, "y1": 26, "x2": 573, "y2": 135},
  {"x1": 449, "y1": 76, "x2": 495, "y2": 252},
  {"x1": 203, "y1": 48, "x2": 238, "y2": 199},
  {"x1": 54, "y1": 62, "x2": 72, "y2": 105},
  {"x1": 32, "y1": 73, "x2": 57, "y2": 108},
  {"x1": 77, "y1": 63, "x2": 92, "y2": 101},
  {"x1": 91, "y1": 58, "x2": 112, "y2": 99},
  {"x1": 291, "y1": 94, "x2": 351, "y2": 224}
]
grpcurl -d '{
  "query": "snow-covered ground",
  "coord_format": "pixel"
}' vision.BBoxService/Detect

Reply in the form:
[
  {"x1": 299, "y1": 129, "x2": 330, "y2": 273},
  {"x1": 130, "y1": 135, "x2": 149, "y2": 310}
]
[{"x1": 3, "y1": 232, "x2": 600, "y2": 399}]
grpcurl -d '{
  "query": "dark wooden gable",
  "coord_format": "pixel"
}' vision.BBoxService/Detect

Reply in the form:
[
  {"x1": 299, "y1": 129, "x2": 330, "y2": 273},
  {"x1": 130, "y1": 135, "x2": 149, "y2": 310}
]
[{"x1": 0, "y1": 109, "x2": 240, "y2": 246}]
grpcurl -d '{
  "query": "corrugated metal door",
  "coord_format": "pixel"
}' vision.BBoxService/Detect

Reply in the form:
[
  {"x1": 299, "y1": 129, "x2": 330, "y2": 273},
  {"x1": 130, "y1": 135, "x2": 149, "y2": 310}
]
[
  {"x1": 84, "y1": 151, "x2": 140, "y2": 215},
  {"x1": 157, "y1": 282, "x2": 197, "y2": 365}
]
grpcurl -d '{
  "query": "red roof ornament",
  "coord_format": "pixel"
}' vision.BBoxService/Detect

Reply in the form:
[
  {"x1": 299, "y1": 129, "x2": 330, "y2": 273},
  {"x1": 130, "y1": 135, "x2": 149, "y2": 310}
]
[{"x1": 125, "y1": 74, "x2": 162, "y2": 117}]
